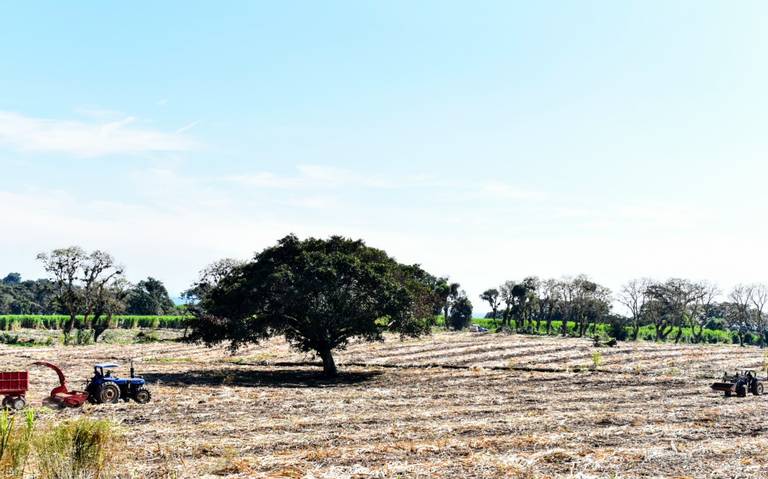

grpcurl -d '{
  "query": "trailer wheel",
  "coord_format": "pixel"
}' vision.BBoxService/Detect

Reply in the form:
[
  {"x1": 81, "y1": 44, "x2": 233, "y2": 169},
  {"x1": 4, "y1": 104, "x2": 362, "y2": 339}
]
[
  {"x1": 97, "y1": 383, "x2": 120, "y2": 404},
  {"x1": 133, "y1": 388, "x2": 151, "y2": 404},
  {"x1": 11, "y1": 397, "x2": 25, "y2": 410},
  {"x1": 1, "y1": 396, "x2": 10, "y2": 408},
  {"x1": 753, "y1": 382, "x2": 764, "y2": 396}
]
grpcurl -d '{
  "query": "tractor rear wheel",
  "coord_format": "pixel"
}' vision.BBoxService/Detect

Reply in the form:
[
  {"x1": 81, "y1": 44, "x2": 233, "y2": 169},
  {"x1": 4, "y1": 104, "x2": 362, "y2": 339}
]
[
  {"x1": 98, "y1": 383, "x2": 120, "y2": 404},
  {"x1": 133, "y1": 388, "x2": 151, "y2": 404},
  {"x1": 11, "y1": 397, "x2": 25, "y2": 410},
  {"x1": 753, "y1": 382, "x2": 764, "y2": 396}
]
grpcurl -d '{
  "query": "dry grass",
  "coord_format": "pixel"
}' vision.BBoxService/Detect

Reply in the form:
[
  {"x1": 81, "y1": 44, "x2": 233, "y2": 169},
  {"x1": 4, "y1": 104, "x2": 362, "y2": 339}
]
[{"x1": 2, "y1": 331, "x2": 768, "y2": 478}]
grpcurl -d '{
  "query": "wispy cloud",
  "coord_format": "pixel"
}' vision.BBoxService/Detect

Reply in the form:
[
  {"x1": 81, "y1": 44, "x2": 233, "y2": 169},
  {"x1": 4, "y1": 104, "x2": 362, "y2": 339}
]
[
  {"x1": 223, "y1": 165, "x2": 413, "y2": 189},
  {"x1": 175, "y1": 120, "x2": 200, "y2": 134},
  {"x1": 0, "y1": 111, "x2": 197, "y2": 157}
]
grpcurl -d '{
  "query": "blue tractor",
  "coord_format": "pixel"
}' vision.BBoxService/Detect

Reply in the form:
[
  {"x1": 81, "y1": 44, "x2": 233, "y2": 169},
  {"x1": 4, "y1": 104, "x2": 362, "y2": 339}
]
[{"x1": 86, "y1": 361, "x2": 151, "y2": 404}]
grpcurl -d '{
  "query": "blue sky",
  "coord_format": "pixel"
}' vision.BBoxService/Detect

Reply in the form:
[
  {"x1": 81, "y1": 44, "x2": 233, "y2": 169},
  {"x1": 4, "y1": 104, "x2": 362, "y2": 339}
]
[{"x1": 1, "y1": 1, "x2": 767, "y2": 308}]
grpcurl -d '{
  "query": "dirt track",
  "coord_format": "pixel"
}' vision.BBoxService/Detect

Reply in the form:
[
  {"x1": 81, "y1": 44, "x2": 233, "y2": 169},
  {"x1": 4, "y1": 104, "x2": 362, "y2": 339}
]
[{"x1": 4, "y1": 331, "x2": 768, "y2": 478}]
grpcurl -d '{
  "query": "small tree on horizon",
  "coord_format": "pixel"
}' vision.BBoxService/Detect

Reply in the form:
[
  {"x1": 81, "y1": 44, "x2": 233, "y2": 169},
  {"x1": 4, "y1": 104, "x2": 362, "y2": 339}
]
[
  {"x1": 479, "y1": 288, "x2": 500, "y2": 326},
  {"x1": 448, "y1": 294, "x2": 473, "y2": 330}
]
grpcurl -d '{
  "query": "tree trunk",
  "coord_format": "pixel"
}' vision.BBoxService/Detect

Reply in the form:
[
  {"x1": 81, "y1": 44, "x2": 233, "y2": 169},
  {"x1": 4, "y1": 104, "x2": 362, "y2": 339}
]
[
  {"x1": 631, "y1": 322, "x2": 639, "y2": 341},
  {"x1": 319, "y1": 348, "x2": 337, "y2": 377},
  {"x1": 63, "y1": 313, "x2": 77, "y2": 345},
  {"x1": 93, "y1": 313, "x2": 109, "y2": 343}
]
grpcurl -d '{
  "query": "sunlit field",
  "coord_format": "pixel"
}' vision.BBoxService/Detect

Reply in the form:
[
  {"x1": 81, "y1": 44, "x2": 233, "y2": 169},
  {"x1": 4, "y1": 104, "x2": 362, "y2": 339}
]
[{"x1": 5, "y1": 330, "x2": 767, "y2": 478}]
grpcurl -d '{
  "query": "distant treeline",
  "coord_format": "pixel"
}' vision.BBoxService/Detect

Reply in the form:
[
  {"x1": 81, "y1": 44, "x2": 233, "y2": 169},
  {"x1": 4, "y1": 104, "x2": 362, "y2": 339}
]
[
  {"x1": 0, "y1": 273, "x2": 177, "y2": 316},
  {"x1": 0, "y1": 315, "x2": 188, "y2": 330},
  {"x1": 470, "y1": 276, "x2": 768, "y2": 346}
]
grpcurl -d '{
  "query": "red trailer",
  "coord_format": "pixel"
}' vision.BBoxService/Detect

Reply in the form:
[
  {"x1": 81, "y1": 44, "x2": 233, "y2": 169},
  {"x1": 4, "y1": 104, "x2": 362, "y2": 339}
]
[{"x1": 0, "y1": 371, "x2": 29, "y2": 410}]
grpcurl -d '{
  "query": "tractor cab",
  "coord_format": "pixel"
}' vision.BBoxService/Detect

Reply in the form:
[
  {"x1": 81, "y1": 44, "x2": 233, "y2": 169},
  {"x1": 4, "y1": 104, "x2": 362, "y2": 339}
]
[{"x1": 93, "y1": 363, "x2": 118, "y2": 379}]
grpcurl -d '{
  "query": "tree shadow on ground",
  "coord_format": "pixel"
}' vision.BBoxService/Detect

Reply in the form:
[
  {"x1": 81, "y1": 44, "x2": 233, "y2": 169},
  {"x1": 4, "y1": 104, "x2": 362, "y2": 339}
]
[{"x1": 143, "y1": 368, "x2": 381, "y2": 389}]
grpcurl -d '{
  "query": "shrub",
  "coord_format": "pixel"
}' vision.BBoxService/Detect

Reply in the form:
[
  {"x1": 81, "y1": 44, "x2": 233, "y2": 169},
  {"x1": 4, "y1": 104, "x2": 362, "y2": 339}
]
[
  {"x1": 75, "y1": 329, "x2": 93, "y2": 345},
  {"x1": 0, "y1": 409, "x2": 35, "y2": 478},
  {"x1": 606, "y1": 320, "x2": 628, "y2": 341},
  {"x1": 591, "y1": 351, "x2": 603, "y2": 369},
  {"x1": 134, "y1": 331, "x2": 160, "y2": 343},
  {"x1": 34, "y1": 418, "x2": 116, "y2": 479}
]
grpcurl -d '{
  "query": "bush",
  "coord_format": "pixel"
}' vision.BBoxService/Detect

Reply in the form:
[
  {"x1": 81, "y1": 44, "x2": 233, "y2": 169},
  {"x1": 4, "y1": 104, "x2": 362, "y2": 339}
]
[
  {"x1": 591, "y1": 351, "x2": 603, "y2": 369},
  {"x1": 447, "y1": 297, "x2": 473, "y2": 330},
  {"x1": 34, "y1": 417, "x2": 116, "y2": 479},
  {"x1": 75, "y1": 328, "x2": 93, "y2": 345},
  {"x1": 134, "y1": 330, "x2": 160, "y2": 343},
  {"x1": 0, "y1": 334, "x2": 51, "y2": 347},
  {"x1": 0, "y1": 409, "x2": 35, "y2": 478},
  {"x1": 606, "y1": 320, "x2": 628, "y2": 341}
]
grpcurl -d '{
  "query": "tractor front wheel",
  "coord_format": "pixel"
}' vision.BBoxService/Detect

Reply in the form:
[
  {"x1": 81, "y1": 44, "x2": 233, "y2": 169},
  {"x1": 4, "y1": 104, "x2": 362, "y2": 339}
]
[
  {"x1": 133, "y1": 388, "x2": 151, "y2": 404},
  {"x1": 97, "y1": 383, "x2": 120, "y2": 404}
]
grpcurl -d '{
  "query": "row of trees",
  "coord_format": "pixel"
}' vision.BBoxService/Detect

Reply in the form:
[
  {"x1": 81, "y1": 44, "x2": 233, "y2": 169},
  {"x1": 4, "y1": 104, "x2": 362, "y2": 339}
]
[
  {"x1": 479, "y1": 275, "x2": 611, "y2": 336},
  {"x1": 1, "y1": 247, "x2": 176, "y2": 343},
  {"x1": 618, "y1": 279, "x2": 768, "y2": 346},
  {"x1": 475, "y1": 276, "x2": 768, "y2": 345}
]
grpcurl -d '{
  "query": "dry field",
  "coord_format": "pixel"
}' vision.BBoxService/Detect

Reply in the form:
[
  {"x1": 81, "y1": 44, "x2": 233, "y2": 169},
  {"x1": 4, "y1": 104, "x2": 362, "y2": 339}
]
[{"x1": 3, "y1": 330, "x2": 768, "y2": 478}]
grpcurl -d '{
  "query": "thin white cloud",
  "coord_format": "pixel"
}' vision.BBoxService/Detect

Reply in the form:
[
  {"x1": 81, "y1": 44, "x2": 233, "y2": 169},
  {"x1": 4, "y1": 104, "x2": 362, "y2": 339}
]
[
  {"x1": 223, "y1": 165, "x2": 405, "y2": 189},
  {"x1": 223, "y1": 165, "x2": 542, "y2": 198},
  {"x1": 477, "y1": 180, "x2": 545, "y2": 200},
  {"x1": 175, "y1": 120, "x2": 200, "y2": 134},
  {"x1": 0, "y1": 111, "x2": 197, "y2": 157}
]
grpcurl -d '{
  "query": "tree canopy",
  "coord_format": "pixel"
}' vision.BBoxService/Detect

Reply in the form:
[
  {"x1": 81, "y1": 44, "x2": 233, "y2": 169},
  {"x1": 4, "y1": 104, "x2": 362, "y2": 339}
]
[{"x1": 189, "y1": 234, "x2": 442, "y2": 376}]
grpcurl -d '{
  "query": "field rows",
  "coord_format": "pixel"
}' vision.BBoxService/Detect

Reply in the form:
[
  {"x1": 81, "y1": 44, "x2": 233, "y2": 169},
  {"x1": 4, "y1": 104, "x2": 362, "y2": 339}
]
[{"x1": 3, "y1": 331, "x2": 768, "y2": 477}]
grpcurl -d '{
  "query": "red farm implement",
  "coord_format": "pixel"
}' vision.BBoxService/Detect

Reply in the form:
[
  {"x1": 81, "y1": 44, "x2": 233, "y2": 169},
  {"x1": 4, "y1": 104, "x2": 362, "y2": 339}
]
[
  {"x1": 0, "y1": 371, "x2": 29, "y2": 410},
  {"x1": 33, "y1": 361, "x2": 89, "y2": 408}
]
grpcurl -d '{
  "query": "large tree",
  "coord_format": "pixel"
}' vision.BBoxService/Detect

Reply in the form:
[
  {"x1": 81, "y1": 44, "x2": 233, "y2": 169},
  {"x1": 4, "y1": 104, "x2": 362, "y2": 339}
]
[
  {"x1": 190, "y1": 235, "x2": 441, "y2": 377},
  {"x1": 37, "y1": 246, "x2": 87, "y2": 341},
  {"x1": 37, "y1": 247, "x2": 126, "y2": 342}
]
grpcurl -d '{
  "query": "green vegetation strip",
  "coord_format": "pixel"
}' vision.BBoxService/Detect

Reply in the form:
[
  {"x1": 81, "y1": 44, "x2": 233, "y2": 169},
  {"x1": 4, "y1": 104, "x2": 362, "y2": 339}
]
[
  {"x1": 0, "y1": 315, "x2": 189, "y2": 330},
  {"x1": 445, "y1": 318, "x2": 741, "y2": 345}
]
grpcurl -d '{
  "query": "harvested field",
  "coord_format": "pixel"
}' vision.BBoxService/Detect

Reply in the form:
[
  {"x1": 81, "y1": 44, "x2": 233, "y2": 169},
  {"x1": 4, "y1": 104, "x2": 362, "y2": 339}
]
[{"x1": 4, "y1": 331, "x2": 768, "y2": 478}]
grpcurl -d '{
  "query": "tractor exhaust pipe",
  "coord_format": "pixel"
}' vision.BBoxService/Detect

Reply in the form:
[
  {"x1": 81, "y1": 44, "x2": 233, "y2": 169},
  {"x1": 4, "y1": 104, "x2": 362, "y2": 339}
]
[{"x1": 130, "y1": 359, "x2": 135, "y2": 378}]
